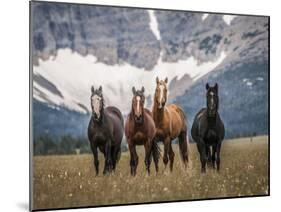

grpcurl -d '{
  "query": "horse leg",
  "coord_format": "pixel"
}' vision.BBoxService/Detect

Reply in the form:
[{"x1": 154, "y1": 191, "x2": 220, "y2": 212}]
[
  {"x1": 102, "y1": 152, "x2": 107, "y2": 175},
  {"x1": 163, "y1": 137, "x2": 170, "y2": 169},
  {"x1": 168, "y1": 142, "x2": 175, "y2": 172},
  {"x1": 111, "y1": 146, "x2": 117, "y2": 172},
  {"x1": 128, "y1": 142, "x2": 134, "y2": 176},
  {"x1": 211, "y1": 145, "x2": 217, "y2": 169},
  {"x1": 113, "y1": 145, "x2": 121, "y2": 172},
  {"x1": 206, "y1": 146, "x2": 211, "y2": 164},
  {"x1": 152, "y1": 138, "x2": 159, "y2": 173},
  {"x1": 144, "y1": 140, "x2": 152, "y2": 176},
  {"x1": 216, "y1": 143, "x2": 221, "y2": 171},
  {"x1": 128, "y1": 142, "x2": 138, "y2": 176},
  {"x1": 103, "y1": 140, "x2": 112, "y2": 175},
  {"x1": 91, "y1": 144, "x2": 99, "y2": 176},
  {"x1": 197, "y1": 139, "x2": 207, "y2": 173}
]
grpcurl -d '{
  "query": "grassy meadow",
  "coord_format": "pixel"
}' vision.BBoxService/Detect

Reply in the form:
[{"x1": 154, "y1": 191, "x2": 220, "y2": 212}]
[{"x1": 32, "y1": 136, "x2": 269, "y2": 210}]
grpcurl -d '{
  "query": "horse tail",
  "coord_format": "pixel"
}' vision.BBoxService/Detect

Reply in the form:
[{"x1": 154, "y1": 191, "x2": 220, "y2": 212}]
[
  {"x1": 151, "y1": 140, "x2": 161, "y2": 164},
  {"x1": 178, "y1": 131, "x2": 189, "y2": 163},
  {"x1": 175, "y1": 105, "x2": 189, "y2": 163}
]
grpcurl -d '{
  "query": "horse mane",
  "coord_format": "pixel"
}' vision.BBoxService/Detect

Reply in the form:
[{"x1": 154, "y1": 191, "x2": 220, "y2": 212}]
[{"x1": 129, "y1": 100, "x2": 135, "y2": 121}]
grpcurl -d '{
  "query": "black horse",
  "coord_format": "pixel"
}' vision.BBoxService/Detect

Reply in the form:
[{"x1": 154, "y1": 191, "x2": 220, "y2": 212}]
[
  {"x1": 88, "y1": 86, "x2": 124, "y2": 175},
  {"x1": 191, "y1": 83, "x2": 225, "y2": 173}
]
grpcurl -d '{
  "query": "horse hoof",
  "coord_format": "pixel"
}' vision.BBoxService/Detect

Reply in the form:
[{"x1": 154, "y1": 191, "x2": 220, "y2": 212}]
[
  {"x1": 163, "y1": 169, "x2": 170, "y2": 176},
  {"x1": 131, "y1": 170, "x2": 136, "y2": 177},
  {"x1": 103, "y1": 170, "x2": 111, "y2": 176}
]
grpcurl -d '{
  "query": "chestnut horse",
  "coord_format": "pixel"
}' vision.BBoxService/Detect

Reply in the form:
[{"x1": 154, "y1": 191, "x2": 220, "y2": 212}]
[
  {"x1": 125, "y1": 86, "x2": 161, "y2": 176},
  {"x1": 152, "y1": 77, "x2": 189, "y2": 171}
]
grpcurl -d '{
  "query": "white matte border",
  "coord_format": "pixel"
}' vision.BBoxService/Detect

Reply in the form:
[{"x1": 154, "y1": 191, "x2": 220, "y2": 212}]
[{"x1": 0, "y1": 0, "x2": 278, "y2": 212}]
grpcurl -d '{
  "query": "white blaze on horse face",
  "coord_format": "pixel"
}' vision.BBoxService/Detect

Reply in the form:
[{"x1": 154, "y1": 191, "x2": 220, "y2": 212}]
[
  {"x1": 136, "y1": 96, "x2": 141, "y2": 116},
  {"x1": 159, "y1": 84, "x2": 165, "y2": 108},
  {"x1": 92, "y1": 95, "x2": 101, "y2": 118}
]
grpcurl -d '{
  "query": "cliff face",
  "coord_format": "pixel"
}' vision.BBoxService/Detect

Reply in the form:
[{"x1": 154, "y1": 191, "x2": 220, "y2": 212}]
[
  {"x1": 156, "y1": 11, "x2": 268, "y2": 65},
  {"x1": 32, "y1": 2, "x2": 268, "y2": 71},
  {"x1": 32, "y1": 2, "x2": 160, "y2": 70}
]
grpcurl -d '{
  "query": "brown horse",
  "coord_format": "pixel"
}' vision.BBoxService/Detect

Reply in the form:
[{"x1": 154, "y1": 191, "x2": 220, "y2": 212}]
[
  {"x1": 125, "y1": 86, "x2": 161, "y2": 176},
  {"x1": 152, "y1": 77, "x2": 189, "y2": 171}
]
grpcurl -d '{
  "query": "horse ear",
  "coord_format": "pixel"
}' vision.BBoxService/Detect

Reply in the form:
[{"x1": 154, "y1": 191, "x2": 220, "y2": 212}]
[
  {"x1": 214, "y1": 83, "x2": 218, "y2": 92},
  {"x1": 132, "y1": 86, "x2": 136, "y2": 95},
  {"x1": 206, "y1": 83, "x2": 210, "y2": 90},
  {"x1": 156, "y1": 77, "x2": 159, "y2": 84},
  {"x1": 141, "y1": 86, "x2": 145, "y2": 93},
  {"x1": 98, "y1": 86, "x2": 102, "y2": 92},
  {"x1": 164, "y1": 77, "x2": 168, "y2": 83},
  {"x1": 91, "y1": 86, "x2": 95, "y2": 93}
]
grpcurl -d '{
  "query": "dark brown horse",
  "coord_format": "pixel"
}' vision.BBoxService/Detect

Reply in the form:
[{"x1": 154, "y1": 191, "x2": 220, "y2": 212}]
[
  {"x1": 125, "y1": 86, "x2": 161, "y2": 176},
  {"x1": 152, "y1": 77, "x2": 189, "y2": 171},
  {"x1": 88, "y1": 86, "x2": 124, "y2": 175}
]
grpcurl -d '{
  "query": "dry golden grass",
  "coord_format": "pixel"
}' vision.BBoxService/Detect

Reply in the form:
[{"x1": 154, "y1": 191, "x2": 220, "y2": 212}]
[{"x1": 33, "y1": 136, "x2": 268, "y2": 210}]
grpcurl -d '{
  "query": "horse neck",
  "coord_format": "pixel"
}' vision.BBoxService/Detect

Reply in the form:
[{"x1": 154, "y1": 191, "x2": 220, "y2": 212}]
[
  {"x1": 129, "y1": 104, "x2": 135, "y2": 121},
  {"x1": 93, "y1": 107, "x2": 105, "y2": 125},
  {"x1": 207, "y1": 112, "x2": 217, "y2": 128},
  {"x1": 152, "y1": 102, "x2": 165, "y2": 124}
]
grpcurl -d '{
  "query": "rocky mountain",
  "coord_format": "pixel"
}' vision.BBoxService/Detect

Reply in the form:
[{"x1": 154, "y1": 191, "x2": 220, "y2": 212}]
[
  {"x1": 32, "y1": 2, "x2": 160, "y2": 70},
  {"x1": 31, "y1": 1, "x2": 269, "y2": 140},
  {"x1": 156, "y1": 12, "x2": 268, "y2": 97}
]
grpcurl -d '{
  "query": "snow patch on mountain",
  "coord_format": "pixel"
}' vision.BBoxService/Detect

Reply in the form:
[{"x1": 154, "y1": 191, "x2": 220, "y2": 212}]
[
  {"x1": 223, "y1": 15, "x2": 236, "y2": 25},
  {"x1": 148, "y1": 10, "x2": 161, "y2": 40},
  {"x1": 33, "y1": 48, "x2": 226, "y2": 114},
  {"x1": 202, "y1": 14, "x2": 209, "y2": 21}
]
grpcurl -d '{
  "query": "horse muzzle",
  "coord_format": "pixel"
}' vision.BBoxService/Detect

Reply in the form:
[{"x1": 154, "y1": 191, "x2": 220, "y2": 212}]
[
  {"x1": 92, "y1": 113, "x2": 100, "y2": 121},
  {"x1": 135, "y1": 115, "x2": 143, "y2": 123},
  {"x1": 158, "y1": 101, "x2": 165, "y2": 109}
]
